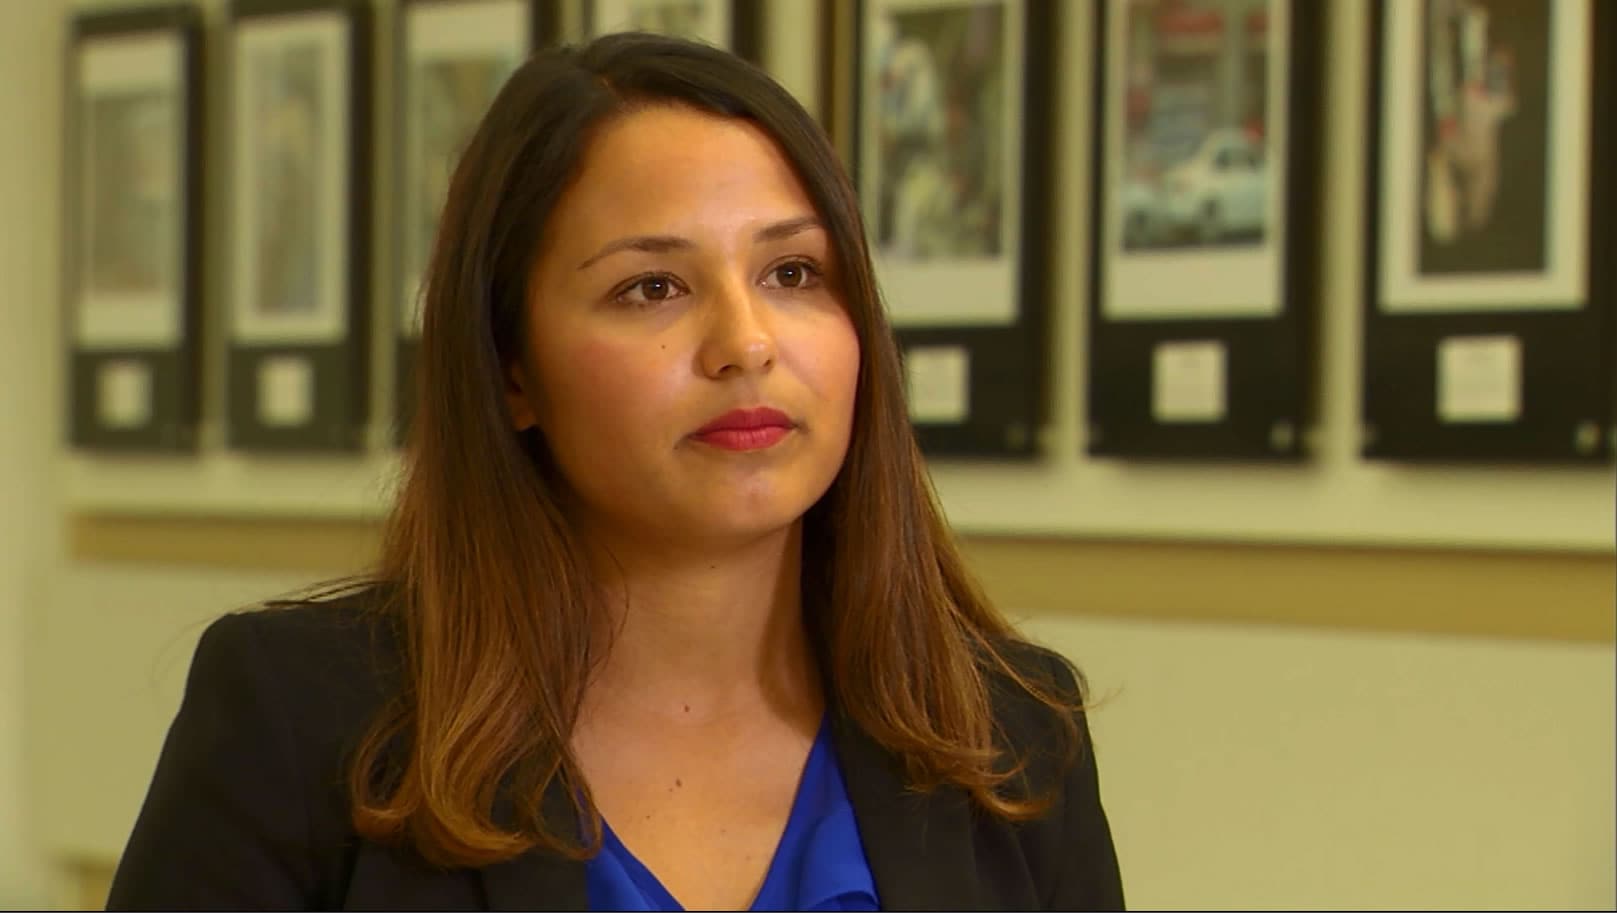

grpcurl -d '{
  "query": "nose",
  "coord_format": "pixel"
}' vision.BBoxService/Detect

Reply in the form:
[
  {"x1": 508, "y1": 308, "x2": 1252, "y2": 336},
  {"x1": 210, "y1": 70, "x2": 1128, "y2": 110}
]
[{"x1": 697, "y1": 277, "x2": 777, "y2": 379}]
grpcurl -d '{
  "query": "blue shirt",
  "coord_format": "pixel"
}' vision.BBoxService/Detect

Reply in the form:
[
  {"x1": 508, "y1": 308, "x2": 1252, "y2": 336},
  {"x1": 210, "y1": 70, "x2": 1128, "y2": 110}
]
[{"x1": 584, "y1": 718, "x2": 880, "y2": 911}]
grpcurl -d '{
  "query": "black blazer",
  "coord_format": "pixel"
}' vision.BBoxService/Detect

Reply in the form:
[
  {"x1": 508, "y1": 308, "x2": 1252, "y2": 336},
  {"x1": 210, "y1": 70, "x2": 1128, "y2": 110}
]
[{"x1": 106, "y1": 591, "x2": 1125, "y2": 911}]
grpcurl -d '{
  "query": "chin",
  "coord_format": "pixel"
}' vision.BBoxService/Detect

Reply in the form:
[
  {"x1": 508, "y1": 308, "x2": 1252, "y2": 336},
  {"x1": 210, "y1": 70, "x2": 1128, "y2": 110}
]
[
  {"x1": 671, "y1": 496, "x2": 816, "y2": 547},
  {"x1": 692, "y1": 510, "x2": 806, "y2": 546}
]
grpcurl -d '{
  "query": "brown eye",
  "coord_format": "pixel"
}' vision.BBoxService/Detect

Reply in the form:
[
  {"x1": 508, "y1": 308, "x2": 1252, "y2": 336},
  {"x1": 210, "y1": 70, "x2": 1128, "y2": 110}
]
[
  {"x1": 776, "y1": 264, "x2": 806, "y2": 287},
  {"x1": 764, "y1": 259, "x2": 823, "y2": 290},
  {"x1": 640, "y1": 276, "x2": 673, "y2": 299},
  {"x1": 614, "y1": 272, "x2": 688, "y2": 308}
]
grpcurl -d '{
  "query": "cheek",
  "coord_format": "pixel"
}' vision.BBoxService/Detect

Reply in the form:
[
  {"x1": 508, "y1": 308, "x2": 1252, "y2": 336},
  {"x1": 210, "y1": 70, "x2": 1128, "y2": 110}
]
[
  {"x1": 815, "y1": 319, "x2": 862, "y2": 415},
  {"x1": 537, "y1": 336, "x2": 673, "y2": 450},
  {"x1": 783, "y1": 314, "x2": 861, "y2": 443}
]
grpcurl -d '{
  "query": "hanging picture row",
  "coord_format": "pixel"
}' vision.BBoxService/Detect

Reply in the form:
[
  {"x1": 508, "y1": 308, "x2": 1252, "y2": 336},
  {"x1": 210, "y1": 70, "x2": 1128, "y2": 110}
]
[
  {"x1": 1362, "y1": 0, "x2": 1616, "y2": 462},
  {"x1": 58, "y1": 0, "x2": 1615, "y2": 466},
  {"x1": 64, "y1": 3, "x2": 205, "y2": 452},
  {"x1": 1085, "y1": 0, "x2": 1324, "y2": 460}
]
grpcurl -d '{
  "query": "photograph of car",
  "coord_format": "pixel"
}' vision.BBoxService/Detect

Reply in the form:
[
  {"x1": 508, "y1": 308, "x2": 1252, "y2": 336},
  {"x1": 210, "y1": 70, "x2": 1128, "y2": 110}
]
[
  {"x1": 1117, "y1": 0, "x2": 1273, "y2": 252},
  {"x1": 1154, "y1": 126, "x2": 1267, "y2": 243}
]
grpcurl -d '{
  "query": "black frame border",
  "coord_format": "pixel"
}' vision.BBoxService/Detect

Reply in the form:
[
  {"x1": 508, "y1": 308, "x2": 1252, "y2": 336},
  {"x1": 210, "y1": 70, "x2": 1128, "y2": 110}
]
[
  {"x1": 1361, "y1": 0, "x2": 1617, "y2": 464},
  {"x1": 225, "y1": 0, "x2": 374, "y2": 452},
  {"x1": 850, "y1": 0, "x2": 1058, "y2": 460},
  {"x1": 64, "y1": 3, "x2": 207, "y2": 453},
  {"x1": 1084, "y1": 0, "x2": 1324, "y2": 462}
]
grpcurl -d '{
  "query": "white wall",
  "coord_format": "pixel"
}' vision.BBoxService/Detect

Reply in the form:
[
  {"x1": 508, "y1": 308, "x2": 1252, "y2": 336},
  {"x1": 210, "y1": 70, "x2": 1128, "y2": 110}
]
[{"x1": 9, "y1": 0, "x2": 1615, "y2": 909}]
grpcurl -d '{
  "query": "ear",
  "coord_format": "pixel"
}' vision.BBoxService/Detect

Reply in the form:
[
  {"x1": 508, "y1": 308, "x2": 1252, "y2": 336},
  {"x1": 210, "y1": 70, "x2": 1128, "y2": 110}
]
[{"x1": 504, "y1": 360, "x2": 539, "y2": 432}]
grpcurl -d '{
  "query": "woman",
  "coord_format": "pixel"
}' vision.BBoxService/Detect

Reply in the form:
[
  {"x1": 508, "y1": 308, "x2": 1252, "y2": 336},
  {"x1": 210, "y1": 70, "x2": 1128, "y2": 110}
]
[{"x1": 106, "y1": 32, "x2": 1124, "y2": 912}]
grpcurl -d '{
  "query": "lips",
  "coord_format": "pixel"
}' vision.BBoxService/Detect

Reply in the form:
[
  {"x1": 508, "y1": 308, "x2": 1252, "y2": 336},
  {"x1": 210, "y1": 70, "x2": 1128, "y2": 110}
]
[
  {"x1": 695, "y1": 407, "x2": 795, "y2": 434},
  {"x1": 691, "y1": 407, "x2": 796, "y2": 451}
]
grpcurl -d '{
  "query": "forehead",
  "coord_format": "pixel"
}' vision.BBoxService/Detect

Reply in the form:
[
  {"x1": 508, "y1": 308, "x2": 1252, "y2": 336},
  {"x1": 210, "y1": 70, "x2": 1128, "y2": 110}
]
[{"x1": 548, "y1": 105, "x2": 818, "y2": 240}]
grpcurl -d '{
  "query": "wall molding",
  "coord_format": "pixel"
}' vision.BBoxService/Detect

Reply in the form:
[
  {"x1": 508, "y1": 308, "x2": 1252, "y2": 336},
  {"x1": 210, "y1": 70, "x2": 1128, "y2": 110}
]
[{"x1": 67, "y1": 515, "x2": 1615, "y2": 644}]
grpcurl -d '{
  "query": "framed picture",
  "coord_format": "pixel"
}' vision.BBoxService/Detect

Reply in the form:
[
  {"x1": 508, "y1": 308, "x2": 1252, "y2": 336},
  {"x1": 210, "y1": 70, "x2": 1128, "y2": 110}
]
[
  {"x1": 395, "y1": 0, "x2": 558, "y2": 443},
  {"x1": 819, "y1": 0, "x2": 855, "y2": 158},
  {"x1": 1085, "y1": 0, "x2": 1324, "y2": 460},
  {"x1": 1363, "y1": 0, "x2": 1616, "y2": 461},
  {"x1": 579, "y1": 0, "x2": 761, "y2": 60},
  {"x1": 226, "y1": 0, "x2": 372, "y2": 451},
  {"x1": 851, "y1": 0, "x2": 1056, "y2": 457},
  {"x1": 63, "y1": 4, "x2": 205, "y2": 452}
]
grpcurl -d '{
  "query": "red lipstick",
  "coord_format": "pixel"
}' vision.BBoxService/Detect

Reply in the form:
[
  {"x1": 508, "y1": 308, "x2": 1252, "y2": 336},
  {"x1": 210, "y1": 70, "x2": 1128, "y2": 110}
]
[{"x1": 692, "y1": 407, "x2": 796, "y2": 451}]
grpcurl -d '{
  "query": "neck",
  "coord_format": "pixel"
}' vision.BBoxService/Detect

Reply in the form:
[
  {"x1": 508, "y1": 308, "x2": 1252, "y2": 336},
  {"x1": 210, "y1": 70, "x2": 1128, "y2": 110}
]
[{"x1": 581, "y1": 522, "x2": 821, "y2": 728}]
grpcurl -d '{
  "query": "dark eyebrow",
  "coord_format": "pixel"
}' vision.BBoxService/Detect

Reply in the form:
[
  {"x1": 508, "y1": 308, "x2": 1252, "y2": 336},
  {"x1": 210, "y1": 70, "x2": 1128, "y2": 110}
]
[
  {"x1": 577, "y1": 235, "x2": 693, "y2": 271},
  {"x1": 576, "y1": 216, "x2": 825, "y2": 271},
  {"x1": 754, "y1": 215, "x2": 825, "y2": 244}
]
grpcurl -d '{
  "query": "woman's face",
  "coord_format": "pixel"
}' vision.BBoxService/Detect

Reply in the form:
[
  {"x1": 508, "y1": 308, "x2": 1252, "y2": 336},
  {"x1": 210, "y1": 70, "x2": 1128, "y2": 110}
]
[{"x1": 508, "y1": 105, "x2": 861, "y2": 554}]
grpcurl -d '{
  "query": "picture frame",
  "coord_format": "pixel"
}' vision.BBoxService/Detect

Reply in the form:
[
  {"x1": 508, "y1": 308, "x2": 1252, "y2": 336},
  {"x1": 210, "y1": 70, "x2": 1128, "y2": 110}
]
[
  {"x1": 395, "y1": 0, "x2": 559, "y2": 444},
  {"x1": 1085, "y1": 0, "x2": 1324, "y2": 461},
  {"x1": 63, "y1": 3, "x2": 205, "y2": 452},
  {"x1": 579, "y1": 0, "x2": 761, "y2": 61},
  {"x1": 1362, "y1": 0, "x2": 1616, "y2": 462},
  {"x1": 225, "y1": 0, "x2": 372, "y2": 451},
  {"x1": 850, "y1": 0, "x2": 1056, "y2": 458},
  {"x1": 819, "y1": 0, "x2": 854, "y2": 158}
]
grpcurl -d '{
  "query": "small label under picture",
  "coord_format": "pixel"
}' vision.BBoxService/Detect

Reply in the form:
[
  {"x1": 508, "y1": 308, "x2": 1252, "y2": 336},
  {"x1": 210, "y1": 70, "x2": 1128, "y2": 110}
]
[
  {"x1": 1436, "y1": 334, "x2": 1521, "y2": 424},
  {"x1": 257, "y1": 355, "x2": 315, "y2": 428},
  {"x1": 1152, "y1": 340, "x2": 1227, "y2": 424},
  {"x1": 97, "y1": 359, "x2": 152, "y2": 430},
  {"x1": 905, "y1": 345, "x2": 971, "y2": 425}
]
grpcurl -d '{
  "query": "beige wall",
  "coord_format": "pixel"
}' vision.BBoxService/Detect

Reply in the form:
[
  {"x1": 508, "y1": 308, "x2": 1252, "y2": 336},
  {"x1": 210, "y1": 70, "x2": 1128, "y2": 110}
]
[
  {"x1": 7, "y1": 0, "x2": 1615, "y2": 910},
  {"x1": 1021, "y1": 612, "x2": 1615, "y2": 911},
  {"x1": 2, "y1": 0, "x2": 65, "y2": 906}
]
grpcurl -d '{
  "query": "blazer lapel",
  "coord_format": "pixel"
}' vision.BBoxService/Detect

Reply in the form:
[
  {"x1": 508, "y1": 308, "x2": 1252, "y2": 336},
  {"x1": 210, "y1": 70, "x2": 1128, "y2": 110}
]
[
  {"x1": 479, "y1": 777, "x2": 590, "y2": 911},
  {"x1": 481, "y1": 715, "x2": 989, "y2": 910},
  {"x1": 830, "y1": 710, "x2": 986, "y2": 911}
]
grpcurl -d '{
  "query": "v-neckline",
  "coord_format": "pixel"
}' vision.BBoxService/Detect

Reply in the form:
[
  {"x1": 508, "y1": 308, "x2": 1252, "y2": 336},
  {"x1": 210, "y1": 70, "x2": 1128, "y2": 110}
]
[
  {"x1": 480, "y1": 705, "x2": 990, "y2": 911},
  {"x1": 596, "y1": 717, "x2": 831, "y2": 911}
]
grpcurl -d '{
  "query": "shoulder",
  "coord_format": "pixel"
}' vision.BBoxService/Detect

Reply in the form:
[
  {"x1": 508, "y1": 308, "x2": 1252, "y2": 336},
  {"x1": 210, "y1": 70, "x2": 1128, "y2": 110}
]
[
  {"x1": 977, "y1": 636, "x2": 1093, "y2": 817},
  {"x1": 980, "y1": 636, "x2": 1087, "y2": 754},
  {"x1": 205, "y1": 581, "x2": 402, "y2": 665},
  {"x1": 209, "y1": 579, "x2": 399, "y2": 652},
  {"x1": 178, "y1": 581, "x2": 407, "y2": 798},
  {"x1": 193, "y1": 582, "x2": 405, "y2": 744},
  {"x1": 107, "y1": 583, "x2": 410, "y2": 909},
  {"x1": 980, "y1": 636, "x2": 1126, "y2": 909}
]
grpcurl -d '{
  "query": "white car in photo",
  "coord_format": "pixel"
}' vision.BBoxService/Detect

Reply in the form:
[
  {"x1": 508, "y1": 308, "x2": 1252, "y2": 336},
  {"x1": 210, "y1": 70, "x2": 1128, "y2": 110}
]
[
  {"x1": 1156, "y1": 128, "x2": 1269, "y2": 244},
  {"x1": 1121, "y1": 177, "x2": 1164, "y2": 247}
]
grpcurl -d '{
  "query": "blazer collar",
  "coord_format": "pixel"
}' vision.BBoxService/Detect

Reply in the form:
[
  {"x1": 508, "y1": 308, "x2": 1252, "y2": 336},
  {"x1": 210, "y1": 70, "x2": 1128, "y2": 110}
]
[
  {"x1": 478, "y1": 712, "x2": 983, "y2": 912},
  {"x1": 829, "y1": 708, "x2": 987, "y2": 911}
]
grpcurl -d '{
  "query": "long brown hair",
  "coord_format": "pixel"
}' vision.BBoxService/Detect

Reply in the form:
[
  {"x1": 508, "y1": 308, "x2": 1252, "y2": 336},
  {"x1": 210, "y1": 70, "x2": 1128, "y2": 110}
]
[{"x1": 349, "y1": 31, "x2": 1085, "y2": 868}]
